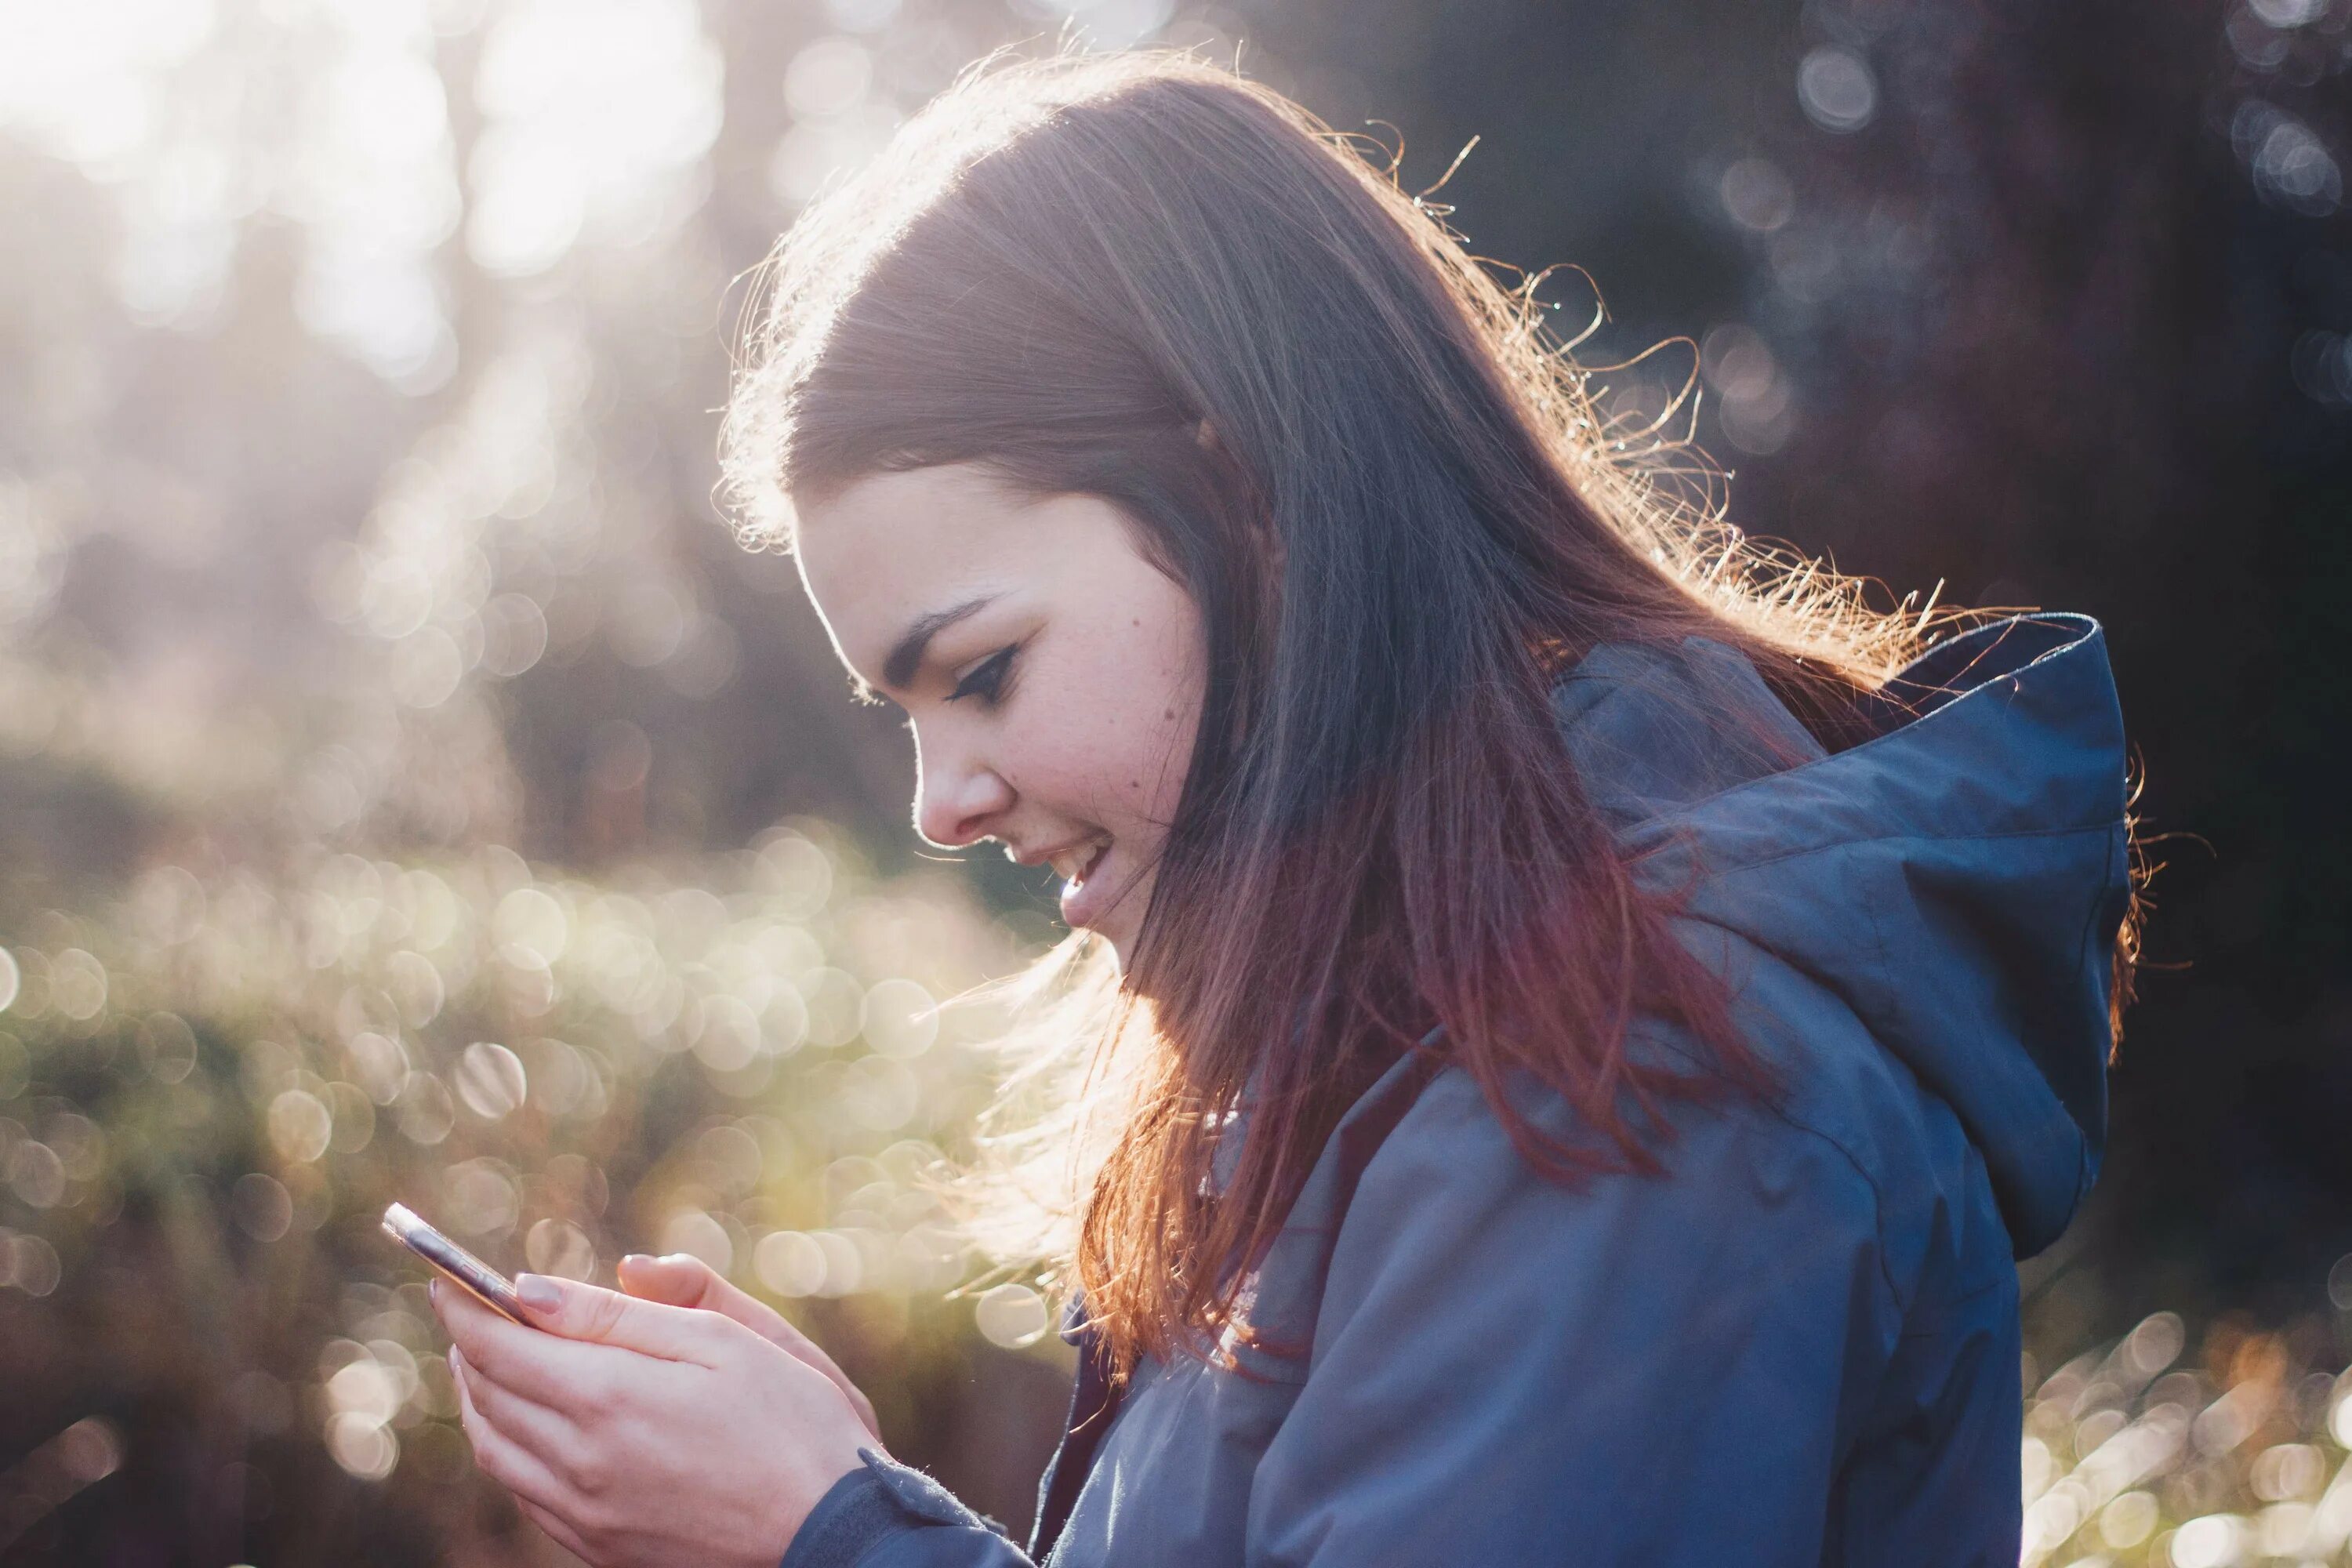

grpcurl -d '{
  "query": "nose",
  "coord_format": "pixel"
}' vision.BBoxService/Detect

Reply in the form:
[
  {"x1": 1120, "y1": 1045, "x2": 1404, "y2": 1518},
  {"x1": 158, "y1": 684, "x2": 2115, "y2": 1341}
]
[{"x1": 911, "y1": 728, "x2": 1014, "y2": 850}]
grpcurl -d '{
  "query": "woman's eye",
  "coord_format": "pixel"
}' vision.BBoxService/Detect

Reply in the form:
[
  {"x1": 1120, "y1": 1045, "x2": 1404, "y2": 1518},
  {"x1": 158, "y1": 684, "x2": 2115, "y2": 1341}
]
[{"x1": 947, "y1": 644, "x2": 1018, "y2": 706}]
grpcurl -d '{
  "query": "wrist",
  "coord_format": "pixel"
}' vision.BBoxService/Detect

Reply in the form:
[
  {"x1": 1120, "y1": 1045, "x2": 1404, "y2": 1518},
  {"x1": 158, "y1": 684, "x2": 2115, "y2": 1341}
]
[
  {"x1": 776, "y1": 1447, "x2": 1003, "y2": 1568},
  {"x1": 769, "y1": 1444, "x2": 869, "y2": 1566}
]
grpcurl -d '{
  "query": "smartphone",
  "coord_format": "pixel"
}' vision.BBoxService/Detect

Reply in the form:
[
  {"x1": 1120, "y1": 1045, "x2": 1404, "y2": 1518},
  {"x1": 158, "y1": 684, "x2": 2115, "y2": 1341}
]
[{"x1": 382, "y1": 1202, "x2": 536, "y2": 1327}]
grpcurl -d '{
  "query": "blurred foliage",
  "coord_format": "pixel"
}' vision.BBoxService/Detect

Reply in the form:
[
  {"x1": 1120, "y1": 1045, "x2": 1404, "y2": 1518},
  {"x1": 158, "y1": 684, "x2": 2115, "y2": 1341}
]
[
  {"x1": 2016, "y1": 1309, "x2": 2352, "y2": 1566},
  {"x1": 2, "y1": 0, "x2": 2349, "y2": 1559},
  {"x1": 0, "y1": 829, "x2": 1076, "y2": 1559}
]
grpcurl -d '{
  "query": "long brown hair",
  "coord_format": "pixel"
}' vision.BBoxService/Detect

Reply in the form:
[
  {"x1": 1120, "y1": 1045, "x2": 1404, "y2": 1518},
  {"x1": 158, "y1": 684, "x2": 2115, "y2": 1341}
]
[{"x1": 721, "y1": 49, "x2": 2071, "y2": 1381}]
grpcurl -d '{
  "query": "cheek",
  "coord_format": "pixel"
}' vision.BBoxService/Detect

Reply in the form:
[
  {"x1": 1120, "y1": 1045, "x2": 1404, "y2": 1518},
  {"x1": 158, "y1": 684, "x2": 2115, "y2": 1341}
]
[
  {"x1": 1029, "y1": 612, "x2": 1200, "y2": 829},
  {"x1": 1114, "y1": 605, "x2": 1203, "y2": 824},
  {"x1": 1013, "y1": 683, "x2": 1177, "y2": 824}
]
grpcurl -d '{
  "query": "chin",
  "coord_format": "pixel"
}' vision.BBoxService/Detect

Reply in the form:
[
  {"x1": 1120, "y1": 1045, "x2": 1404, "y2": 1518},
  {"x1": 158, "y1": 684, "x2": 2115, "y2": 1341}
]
[{"x1": 1076, "y1": 883, "x2": 1149, "y2": 975}]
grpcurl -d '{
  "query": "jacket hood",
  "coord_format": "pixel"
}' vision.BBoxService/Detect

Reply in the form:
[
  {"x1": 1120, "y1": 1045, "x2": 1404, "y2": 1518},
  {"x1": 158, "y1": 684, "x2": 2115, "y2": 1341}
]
[{"x1": 1552, "y1": 614, "x2": 2133, "y2": 1258}]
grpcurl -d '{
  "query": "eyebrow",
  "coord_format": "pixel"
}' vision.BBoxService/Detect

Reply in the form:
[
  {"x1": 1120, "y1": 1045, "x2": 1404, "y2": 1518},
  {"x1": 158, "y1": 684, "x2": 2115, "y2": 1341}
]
[{"x1": 881, "y1": 594, "x2": 999, "y2": 691}]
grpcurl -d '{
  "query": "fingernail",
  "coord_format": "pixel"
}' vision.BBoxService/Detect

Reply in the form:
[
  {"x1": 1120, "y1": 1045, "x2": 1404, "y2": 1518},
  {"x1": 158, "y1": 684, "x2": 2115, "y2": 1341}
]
[
  {"x1": 620, "y1": 1253, "x2": 652, "y2": 1269},
  {"x1": 514, "y1": 1273, "x2": 562, "y2": 1312},
  {"x1": 429, "y1": 1278, "x2": 439, "y2": 1307}
]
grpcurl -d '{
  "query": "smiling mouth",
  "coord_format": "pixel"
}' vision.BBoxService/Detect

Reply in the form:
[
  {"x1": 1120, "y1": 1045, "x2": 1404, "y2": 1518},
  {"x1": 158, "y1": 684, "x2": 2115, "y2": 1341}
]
[{"x1": 1050, "y1": 839, "x2": 1110, "y2": 887}]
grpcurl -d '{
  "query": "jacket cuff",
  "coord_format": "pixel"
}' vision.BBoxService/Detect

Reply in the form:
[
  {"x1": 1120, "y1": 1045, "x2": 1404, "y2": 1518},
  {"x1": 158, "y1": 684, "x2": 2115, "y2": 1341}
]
[{"x1": 779, "y1": 1446, "x2": 1007, "y2": 1568}]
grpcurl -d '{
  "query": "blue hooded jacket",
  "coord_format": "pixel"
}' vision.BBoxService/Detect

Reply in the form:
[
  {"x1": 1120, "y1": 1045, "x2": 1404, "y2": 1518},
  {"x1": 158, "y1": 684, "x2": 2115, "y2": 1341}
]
[{"x1": 780, "y1": 612, "x2": 2133, "y2": 1567}]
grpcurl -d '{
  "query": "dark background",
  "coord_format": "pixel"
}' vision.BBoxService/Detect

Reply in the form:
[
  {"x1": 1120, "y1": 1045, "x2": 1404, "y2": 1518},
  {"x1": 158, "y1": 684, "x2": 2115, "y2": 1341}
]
[{"x1": 2, "y1": 0, "x2": 2347, "y2": 1559}]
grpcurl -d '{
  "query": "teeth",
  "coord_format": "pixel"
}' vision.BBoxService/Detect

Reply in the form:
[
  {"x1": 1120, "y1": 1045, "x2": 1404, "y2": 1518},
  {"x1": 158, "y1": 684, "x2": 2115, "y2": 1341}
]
[{"x1": 1051, "y1": 840, "x2": 1105, "y2": 883}]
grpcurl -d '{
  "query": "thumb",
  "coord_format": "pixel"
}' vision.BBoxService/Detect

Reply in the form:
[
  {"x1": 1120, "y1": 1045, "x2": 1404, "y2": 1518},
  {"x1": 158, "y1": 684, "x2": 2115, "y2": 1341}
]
[
  {"x1": 619, "y1": 1253, "x2": 811, "y2": 1356},
  {"x1": 512, "y1": 1272, "x2": 718, "y2": 1363},
  {"x1": 619, "y1": 1253, "x2": 882, "y2": 1441},
  {"x1": 616, "y1": 1251, "x2": 740, "y2": 1313}
]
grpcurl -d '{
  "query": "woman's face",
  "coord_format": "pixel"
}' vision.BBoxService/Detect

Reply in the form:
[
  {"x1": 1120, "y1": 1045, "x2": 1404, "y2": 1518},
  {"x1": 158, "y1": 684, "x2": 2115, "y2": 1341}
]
[{"x1": 793, "y1": 462, "x2": 1204, "y2": 968}]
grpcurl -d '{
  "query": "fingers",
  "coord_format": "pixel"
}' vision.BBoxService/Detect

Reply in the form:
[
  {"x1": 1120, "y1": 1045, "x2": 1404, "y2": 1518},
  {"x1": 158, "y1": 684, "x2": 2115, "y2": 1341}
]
[
  {"x1": 452, "y1": 1345, "x2": 574, "y2": 1523},
  {"x1": 436, "y1": 1273, "x2": 650, "y2": 1416},
  {"x1": 452, "y1": 1344, "x2": 585, "y2": 1476},
  {"x1": 517, "y1": 1496, "x2": 594, "y2": 1564},
  {"x1": 454, "y1": 1355, "x2": 602, "y2": 1562},
  {"x1": 510, "y1": 1272, "x2": 728, "y2": 1364},
  {"x1": 619, "y1": 1254, "x2": 793, "y2": 1346}
]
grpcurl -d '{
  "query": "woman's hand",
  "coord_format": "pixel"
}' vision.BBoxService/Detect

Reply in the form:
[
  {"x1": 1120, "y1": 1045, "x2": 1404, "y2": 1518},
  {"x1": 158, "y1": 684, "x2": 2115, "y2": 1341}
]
[
  {"x1": 433, "y1": 1269, "x2": 874, "y2": 1568},
  {"x1": 612, "y1": 1252, "x2": 880, "y2": 1442}
]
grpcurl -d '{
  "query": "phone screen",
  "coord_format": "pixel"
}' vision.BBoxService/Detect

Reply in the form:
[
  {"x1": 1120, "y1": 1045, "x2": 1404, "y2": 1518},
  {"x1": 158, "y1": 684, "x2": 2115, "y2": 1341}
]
[{"x1": 382, "y1": 1202, "x2": 535, "y2": 1327}]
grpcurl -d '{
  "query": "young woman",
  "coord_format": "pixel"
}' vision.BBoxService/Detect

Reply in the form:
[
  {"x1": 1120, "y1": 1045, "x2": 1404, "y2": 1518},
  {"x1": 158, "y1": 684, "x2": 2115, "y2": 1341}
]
[{"x1": 431, "y1": 49, "x2": 2140, "y2": 1568}]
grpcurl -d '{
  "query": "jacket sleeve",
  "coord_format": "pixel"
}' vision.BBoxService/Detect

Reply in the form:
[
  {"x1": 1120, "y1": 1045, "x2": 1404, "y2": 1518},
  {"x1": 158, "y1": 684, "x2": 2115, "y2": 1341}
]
[
  {"x1": 778, "y1": 1447, "x2": 1036, "y2": 1568},
  {"x1": 1243, "y1": 1064, "x2": 1901, "y2": 1567}
]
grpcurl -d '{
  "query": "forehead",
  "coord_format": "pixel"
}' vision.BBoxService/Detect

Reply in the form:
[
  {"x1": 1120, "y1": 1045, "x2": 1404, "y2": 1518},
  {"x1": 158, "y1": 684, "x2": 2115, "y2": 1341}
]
[
  {"x1": 792, "y1": 463, "x2": 1051, "y2": 674},
  {"x1": 798, "y1": 462, "x2": 1007, "y2": 585}
]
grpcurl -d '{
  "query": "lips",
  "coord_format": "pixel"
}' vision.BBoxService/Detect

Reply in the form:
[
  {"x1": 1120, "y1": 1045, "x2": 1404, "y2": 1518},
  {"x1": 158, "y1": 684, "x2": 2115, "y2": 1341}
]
[{"x1": 1058, "y1": 840, "x2": 1114, "y2": 928}]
